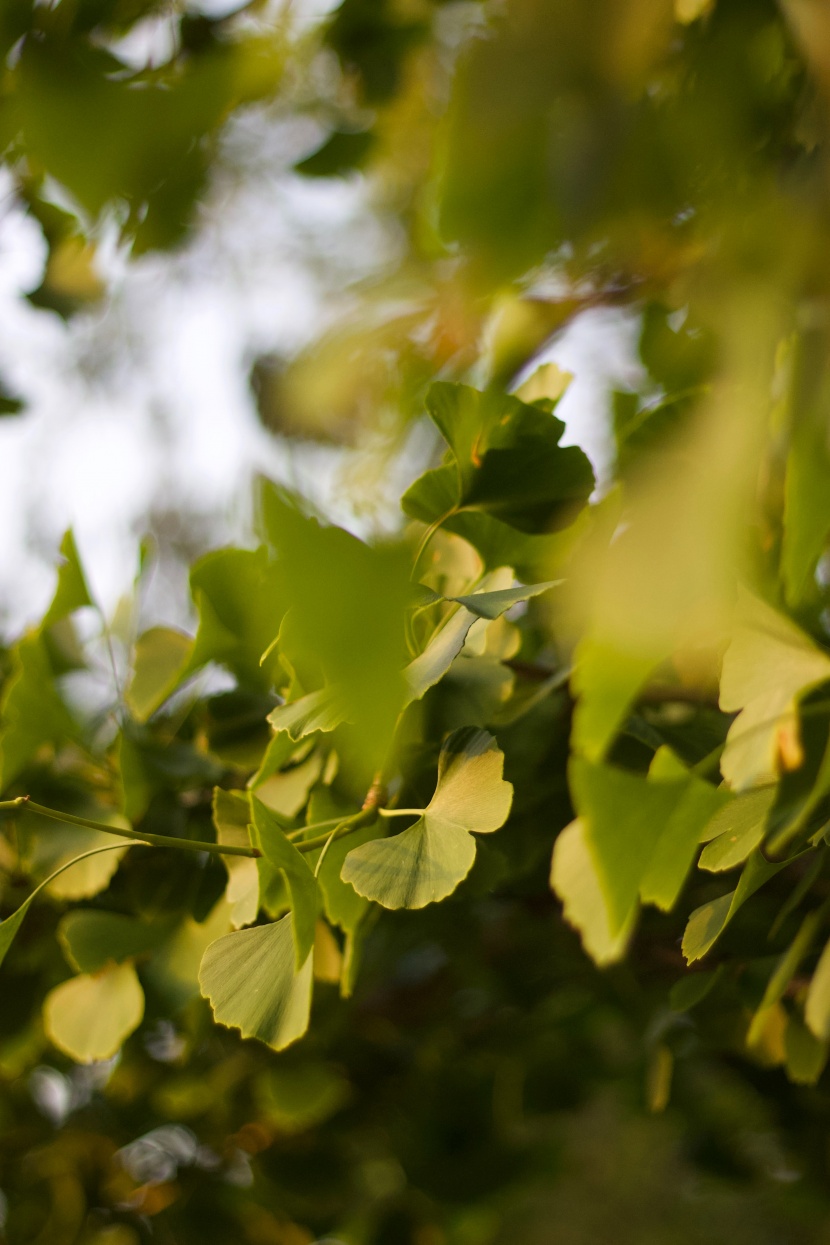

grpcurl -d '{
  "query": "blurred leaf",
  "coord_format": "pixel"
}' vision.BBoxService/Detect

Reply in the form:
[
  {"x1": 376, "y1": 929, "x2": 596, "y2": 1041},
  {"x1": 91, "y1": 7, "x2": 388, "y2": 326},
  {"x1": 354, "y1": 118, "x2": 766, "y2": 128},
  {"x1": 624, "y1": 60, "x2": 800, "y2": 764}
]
[
  {"x1": 199, "y1": 914, "x2": 313, "y2": 1052},
  {"x1": 187, "y1": 547, "x2": 285, "y2": 689},
  {"x1": 257, "y1": 1060, "x2": 350, "y2": 1132},
  {"x1": 0, "y1": 844, "x2": 128, "y2": 970},
  {"x1": 125, "y1": 627, "x2": 194, "y2": 727},
  {"x1": 785, "y1": 1013, "x2": 829, "y2": 1085},
  {"x1": 213, "y1": 787, "x2": 259, "y2": 929},
  {"x1": 720, "y1": 589, "x2": 830, "y2": 790},
  {"x1": 569, "y1": 750, "x2": 725, "y2": 938},
  {"x1": 42, "y1": 529, "x2": 93, "y2": 628},
  {"x1": 550, "y1": 817, "x2": 634, "y2": 966},
  {"x1": 403, "y1": 382, "x2": 594, "y2": 541},
  {"x1": 806, "y1": 934, "x2": 830, "y2": 1040},
  {"x1": 127, "y1": 627, "x2": 193, "y2": 723},
  {"x1": 698, "y1": 787, "x2": 777, "y2": 871},
  {"x1": 341, "y1": 728, "x2": 512, "y2": 909},
  {"x1": 683, "y1": 851, "x2": 790, "y2": 963},
  {"x1": 58, "y1": 910, "x2": 167, "y2": 973},
  {"x1": 43, "y1": 961, "x2": 144, "y2": 1063},
  {"x1": 295, "y1": 128, "x2": 374, "y2": 177},
  {"x1": 258, "y1": 485, "x2": 412, "y2": 767}
]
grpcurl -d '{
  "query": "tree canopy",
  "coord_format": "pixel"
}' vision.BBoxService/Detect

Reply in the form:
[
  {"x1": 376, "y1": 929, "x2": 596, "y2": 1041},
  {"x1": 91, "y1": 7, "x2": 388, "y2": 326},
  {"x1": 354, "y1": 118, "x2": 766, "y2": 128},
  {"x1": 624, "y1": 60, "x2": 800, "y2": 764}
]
[{"x1": 4, "y1": 1, "x2": 830, "y2": 1243}]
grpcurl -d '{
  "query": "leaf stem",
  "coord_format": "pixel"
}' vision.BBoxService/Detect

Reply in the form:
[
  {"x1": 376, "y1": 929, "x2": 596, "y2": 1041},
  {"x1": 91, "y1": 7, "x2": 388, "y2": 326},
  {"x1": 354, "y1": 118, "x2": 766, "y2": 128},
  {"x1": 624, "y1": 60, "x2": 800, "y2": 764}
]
[
  {"x1": 378, "y1": 808, "x2": 424, "y2": 817},
  {"x1": 296, "y1": 807, "x2": 377, "y2": 855},
  {"x1": 2, "y1": 797, "x2": 261, "y2": 859}
]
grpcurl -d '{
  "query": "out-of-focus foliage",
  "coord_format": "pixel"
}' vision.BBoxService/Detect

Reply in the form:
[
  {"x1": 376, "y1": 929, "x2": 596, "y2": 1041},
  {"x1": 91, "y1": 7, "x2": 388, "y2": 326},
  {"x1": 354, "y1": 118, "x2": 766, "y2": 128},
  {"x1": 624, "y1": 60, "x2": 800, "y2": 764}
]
[{"x1": 7, "y1": 0, "x2": 830, "y2": 1242}]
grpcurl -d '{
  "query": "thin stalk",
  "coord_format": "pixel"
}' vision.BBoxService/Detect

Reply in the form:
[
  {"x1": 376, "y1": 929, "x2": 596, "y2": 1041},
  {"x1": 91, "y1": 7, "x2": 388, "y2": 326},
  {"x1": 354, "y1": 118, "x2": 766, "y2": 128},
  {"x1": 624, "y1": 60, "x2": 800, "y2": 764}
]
[
  {"x1": 1, "y1": 797, "x2": 260, "y2": 859},
  {"x1": 296, "y1": 807, "x2": 378, "y2": 855},
  {"x1": 378, "y1": 808, "x2": 424, "y2": 818},
  {"x1": 286, "y1": 815, "x2": 349, "y2": 842}
]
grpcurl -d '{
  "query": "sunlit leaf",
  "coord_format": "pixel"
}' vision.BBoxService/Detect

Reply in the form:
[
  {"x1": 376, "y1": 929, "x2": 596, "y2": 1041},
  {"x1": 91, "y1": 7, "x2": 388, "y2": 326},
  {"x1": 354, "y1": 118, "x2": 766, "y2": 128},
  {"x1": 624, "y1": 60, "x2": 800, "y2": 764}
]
[
  {"x1": 43, "y1": 961, "x2": 144, "y2": 1063},
  {"x1": 698, "y1": 787, "x2": 776, "y2": 872},
  {"x1": 199, "y1": 914, "x2": 313, "y2": 1052},
  {"x1": 550, "y1": 818, "x2": 634, "y2": 966},
  {"x1": 719, "y1": 589, "x2": 830, "y2": 790},
  {"x1": 341, "y1": 728, "x2": 512, "y2": 909},
  {"x1": 683, "y1": 851, "x2": 790, "y2": 963},
  {"x1": 126, "y1": 626, "x2": 193, "y2": 722}
]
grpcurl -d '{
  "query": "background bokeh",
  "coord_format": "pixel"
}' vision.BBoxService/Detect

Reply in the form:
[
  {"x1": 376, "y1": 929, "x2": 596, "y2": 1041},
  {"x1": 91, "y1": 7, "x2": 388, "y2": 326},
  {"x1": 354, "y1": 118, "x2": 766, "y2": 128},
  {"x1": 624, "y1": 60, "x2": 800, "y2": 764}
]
[{"x1": 3, "y1": 1, "x2": 830, "y2": 1243}]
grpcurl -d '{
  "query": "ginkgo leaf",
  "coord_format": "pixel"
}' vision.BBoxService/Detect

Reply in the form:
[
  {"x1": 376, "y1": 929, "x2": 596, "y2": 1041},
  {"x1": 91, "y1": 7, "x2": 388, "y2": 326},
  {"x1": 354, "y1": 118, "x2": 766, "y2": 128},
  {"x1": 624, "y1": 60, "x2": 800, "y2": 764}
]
[
  {"x1": 404, "y1": 571, "x2": 553, "y2": 702},
  {"x1": 43, "y1": 960, "x2": 144, "y2": 1063},
  {"x1": 251, "y1": 797, "x2": 318, "y2": 965},
  {"x1": 550, "y1": 818, "x2": 634, "y2": 966},
  {"x1": 213, "y1": 787, "x2": 259, "y2": 929},
  {"x1": 806, "y1": 936, "x2": 830, "y2": 1040},
  {"x1": 569, "y1": 752, "x2": 724, "y2": 938},
  {"x1": 682, "y1": 850, "x2": 789, "y2": 963},
  {"x1": 0, "y1": 844, "x2": 129, "y2": 971},
  {"x1": 41, "y1": 529, "x2": 93, "y2": 628},
  {"x1": 267, "y1": 687, "x2": 347, "y2": 740},
  {"x1": 58, "y1": 910, "x2": 168, "y2": 973},
  {"x1": 720, "y1": 589, "x2": 830, "y2": 790},
  {"x1": 126, "y1": 626, "x2": 193, "y2": 722},
  {"x1": 199, "y1": 914, "x2": 313, "y2": 1052},
  {"x1": 403, "y1": 382, "x2": 594, "y2": 536},
  {"x1": 341, "y1": 728, "x2": 512, "y2": 909},
  {"x1": 143, "y1": 896, "x2": 234, "y2": 1011},
  {"x1": 698, "y1": 786, "x2": 776, "y2": 871}
]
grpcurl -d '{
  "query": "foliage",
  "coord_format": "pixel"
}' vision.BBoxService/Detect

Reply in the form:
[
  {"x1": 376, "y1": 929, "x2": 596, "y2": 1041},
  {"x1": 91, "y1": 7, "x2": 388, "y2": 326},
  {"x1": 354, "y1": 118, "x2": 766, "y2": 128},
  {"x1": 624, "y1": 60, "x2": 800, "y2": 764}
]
[{"x1": 5, "y1": 0, "x2": 830, "y2": 1242}]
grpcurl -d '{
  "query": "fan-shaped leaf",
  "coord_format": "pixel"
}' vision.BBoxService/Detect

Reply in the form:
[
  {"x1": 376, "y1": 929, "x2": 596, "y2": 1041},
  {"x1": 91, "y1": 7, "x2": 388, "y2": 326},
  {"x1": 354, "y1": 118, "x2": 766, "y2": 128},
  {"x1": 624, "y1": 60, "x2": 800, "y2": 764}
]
[
  {"x1": 43, "y1": 961, "x2": 144, "y2": 1063},
  {"x1": 341, "y1": 728, "x2": 512, "y2": 909},
  {"x1": 199, "y1": 914, "x2": 313, "y2": 1052}
]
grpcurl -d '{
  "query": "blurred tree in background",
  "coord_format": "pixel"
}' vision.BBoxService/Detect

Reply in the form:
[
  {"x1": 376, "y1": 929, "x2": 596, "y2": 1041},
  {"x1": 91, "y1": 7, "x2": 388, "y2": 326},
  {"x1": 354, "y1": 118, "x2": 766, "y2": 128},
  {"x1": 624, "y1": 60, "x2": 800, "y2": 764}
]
[{"x1": 5, "y1": 1, "x2": 830, "y2": 1243}]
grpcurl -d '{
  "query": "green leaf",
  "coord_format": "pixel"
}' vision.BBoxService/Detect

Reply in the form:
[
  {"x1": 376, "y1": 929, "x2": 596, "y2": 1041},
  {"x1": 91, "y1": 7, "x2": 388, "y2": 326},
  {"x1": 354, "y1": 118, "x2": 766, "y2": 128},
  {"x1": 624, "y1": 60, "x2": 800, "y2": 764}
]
[
  {"x1": 404, "y1": 571, "x2": 553, "y2": 702},
  {"x1": 257, "y1": 485, "x2": 412, "y2": 768},
  {"x1": 403, "y1": 382, "x2": 594, "y2": 536},
  {"x1": 0, "y1": 633, "x2": 78, "y2": 789},
  {"x1": 143, "y1": 897, "x2": 233, "y2": 1012},
  {"x1": 41, "y1": 529, "x2": 93, "y2": 628},
  {"x1": 266, "y1": 688, "x2": 347, "y2": 742},
  {"x1": 748, "y1": 908, "x2": 823, "y2": 1045},
  {"x1": 213, "y1": 788, "x2": 259, "y2": 929},
  {"x1": 126, "y1": 626, "x2": 194, "y2": 722},
  {"x1": 199, "y1": 914, "x2": 313, "y2": 1052},
  {"x1": 669, "y1": 968, "x2": 724, "y2": 1012},
  {"x1": 187, "y1": 547, "x2": 285, "y2": 689},
  {"x1": 43, "y1": 960, "x2": 144, "y2": 1063},
  {"x1": 682, "y1": 851, "x2": 790, "y2": 963},
  {"x1": 257, "y1": 1061, "x2": 351, "y2": 1132},
  {"x1": 550, "y1": 818, "x2": 635, "y2": 966},
  {"x1": 251, "y1": 797, "x2": 318, "y2": 965},
  {"x1": 785, "y1": 1014, "x2": 829, "y2": 1085},
  {"x1": 341, "y1": 728, "x2": 512, "y2": 909},
  {"x1": 58, "y1": 910, "x2": 168, "y2": 973},
  {"x1": 0, "y1": 844, "x2": 129, "y2": 971},
  {"x1": 569, "y1": 751, "x2": 724, "y2": 938},
  {"x1": 719, "y1": 589, "x2": 830, "y2": 790},
  {"x1": 806, "y1": 935, "x2": 830, "y2": 1040},
  {"x1": 698, "y1": 787, "x2": 776, "y2": 872}
]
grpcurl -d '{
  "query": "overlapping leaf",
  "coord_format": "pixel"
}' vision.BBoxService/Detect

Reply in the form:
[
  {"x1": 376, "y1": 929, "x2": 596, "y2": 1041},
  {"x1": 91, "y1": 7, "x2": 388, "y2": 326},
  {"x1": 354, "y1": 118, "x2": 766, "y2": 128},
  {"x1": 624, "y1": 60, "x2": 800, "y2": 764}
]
[
  {"x1": 341, "y1": 728, "x2": 512, "y2": 909},
  {"x1": 199, "y1": 914, "x2": 313, "y2": 1052}
]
